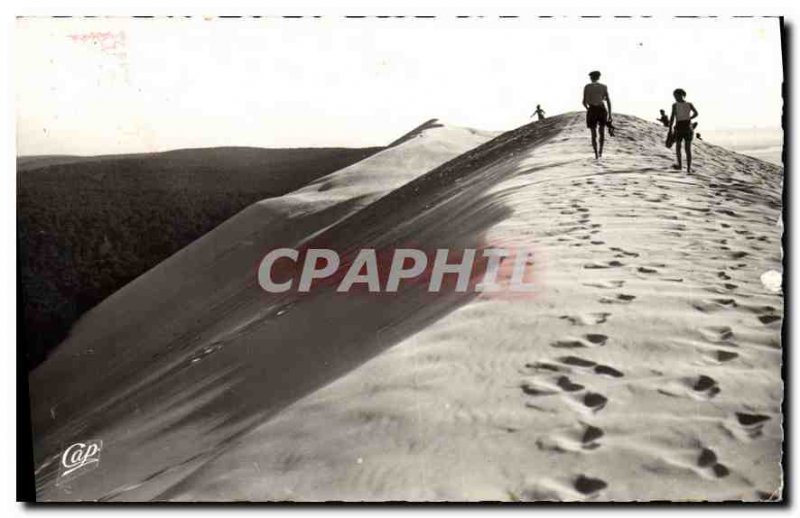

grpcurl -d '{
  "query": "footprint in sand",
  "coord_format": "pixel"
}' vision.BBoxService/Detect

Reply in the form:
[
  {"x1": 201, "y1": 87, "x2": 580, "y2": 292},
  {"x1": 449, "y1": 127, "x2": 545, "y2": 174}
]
[
  {"x1": 758, "y1": 314, "x2": 782, "y2": 325},
  {"x1": 691, "y1": 298, "x2": 738, "y2": 313},
  {"x1": 599, "y1": 294, "x2": 636, "y2": 304},
  {"x1": 525, "y1": 357, "x2": 624, "y2": 379},
  {"x1": 723, "y1": 413, "x2": 772, "y2": 441},
  {"x1": 744, "y1": 304, "x2": 781, "y2": 325},
  {"x1": 559, "y1": 312, "x2": 611, "y2": 326},
  {"x1": 699, "y1": 325, "x2": 734, "y2": 344},
  {"x1": 521, "y1": 375, "x2": 587, "y2": 397},
  {"x1": 536, "y1": 423, "x2": 606, "y2": 453},
  {"x1": 594, "y1": 364, "x2": 625, "y2": 378},
  {"x1": 582, "y1": 425, "x2": 605, "y2": 448},
  {"x1": 584, "y1": 334, "x2": 608, "y2": 345},
  {"x1": 736, "y1": 412, "x2": 771, "y2": 426},
  {"x1": 551, "y1": 334, "x2": 608, "y2": 349},
  {"x1": 556, "y1": 376, "x2": 586, "y2": 392},
  {"x1": 609, "y1": 247, "x2": 640, "y2": 258},
  {"x1": 578, "y1": 392, "x2": 608, "y2": 413},
  {"x1": 657, "y1": 374, "x2": 720, "y2": 400},
  {"x1": 522, "y1": 369, "x2": 609, "y2": 415},
  {"x1": 520, "y1": 381, "x2": 560, "y2": 397},
  {"x1": 654, "y1": 444, "x2": 735, "y2": 480},
  {"x1": 704, "y1": 349, "x2": 740, "y2": 363},
  {"x1": 692, "y1": 375, "x2": 721, "y2": 398},
  {"x1": 558, "y1": 356, "x2": 624, "y2": 378},
  {"x1": 525, "y1": 360, "x2": 566, "y2": 373},
  {"x1": 574, "y1": 475, "x2": 608, "y2": 496},
  {"x1": 584, "y1": 260, "x2": 624, "y2": 269},
  {"x1": 696, "y1": 448, "x2": 731, "y2": 478}
]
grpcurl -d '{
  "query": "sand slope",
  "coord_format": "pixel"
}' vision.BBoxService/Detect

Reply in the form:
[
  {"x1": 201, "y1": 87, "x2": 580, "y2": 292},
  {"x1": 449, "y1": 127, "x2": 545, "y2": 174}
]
[
  {"x1": 28, "y1": 120, "x2": 498, "y2": 501},
  {"x1": 29, "y1": 114, "x2": 782, "y2": 502},
  {"x1": 18, "y1": 145, "x2": 382, "y2": 368}
]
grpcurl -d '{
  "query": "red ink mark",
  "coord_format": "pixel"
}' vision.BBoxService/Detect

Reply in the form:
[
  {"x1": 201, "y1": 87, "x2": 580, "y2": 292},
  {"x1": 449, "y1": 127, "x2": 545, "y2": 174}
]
[
  {"x1": 68, "y1": 31, "x2": 126, "y2": 52},
  {"x1": 67, "y1": 30, "x2": 130, "y2": 84}
]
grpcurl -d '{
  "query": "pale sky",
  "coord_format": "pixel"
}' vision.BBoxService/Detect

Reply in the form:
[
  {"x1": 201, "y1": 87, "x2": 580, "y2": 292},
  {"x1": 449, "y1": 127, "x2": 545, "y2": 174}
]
[{"x1": 16, "y1": 16, "x2": 784, "y2": 156}]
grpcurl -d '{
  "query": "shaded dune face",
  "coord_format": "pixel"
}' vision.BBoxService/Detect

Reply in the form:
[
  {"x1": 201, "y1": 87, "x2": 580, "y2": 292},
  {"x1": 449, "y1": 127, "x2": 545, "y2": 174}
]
[
  {"x1": 30, "y1": 113, "x2": 783, "y2": 502},
  {"x1": 29, "y1": 119, "x2": 508, "y2": 500},
  {"x1": 18, "y1": 146, "x2": 383, "y2": 370}
]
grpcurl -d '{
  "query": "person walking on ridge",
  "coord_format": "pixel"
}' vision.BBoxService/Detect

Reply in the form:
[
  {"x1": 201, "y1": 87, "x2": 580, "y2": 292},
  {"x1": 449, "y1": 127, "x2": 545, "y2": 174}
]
[
  {"x1": 532, "y1": 105, "x2": 546, "y2": 121},
  {"x1": 582, "y1": 70, "x2": 612, "y2": 159},
  {"x1": 668, "y1": 88, "x2": 699, "y2": 173}
]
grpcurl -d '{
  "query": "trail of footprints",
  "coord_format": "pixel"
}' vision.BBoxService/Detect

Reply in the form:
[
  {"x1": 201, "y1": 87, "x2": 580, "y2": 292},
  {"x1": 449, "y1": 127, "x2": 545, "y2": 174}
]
[
  {"x1": 523, "y1": 188, "x2": 663, "y2": 497},
  {"x1": 518, "y1": 309, "x2": 621, "y2": 496},
  {"x1": 514, "y1": 189, "x2": 624, "y2": 498},
  {"x1": 519, "y1": 167, "x2": 778, "y2": 499}
]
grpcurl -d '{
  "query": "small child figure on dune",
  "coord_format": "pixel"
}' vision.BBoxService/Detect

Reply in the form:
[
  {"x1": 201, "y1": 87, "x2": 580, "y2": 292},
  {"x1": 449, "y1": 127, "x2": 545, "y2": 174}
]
[
  {"x1": 658, "y1": 109, "x2": 670, "y2": 127},
  {"x1": 532, "y1": 105, "x2": 546, "y2": 121},
  {"x1": 668, "y1": 88, "x2": 699, "y2": 173}
]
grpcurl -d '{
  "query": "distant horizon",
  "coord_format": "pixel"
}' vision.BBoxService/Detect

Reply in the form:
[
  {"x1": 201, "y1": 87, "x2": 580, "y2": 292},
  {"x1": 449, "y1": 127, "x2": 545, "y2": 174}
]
[{"x1": 16, "y1": 114, "x2": 783, "y2": 164}]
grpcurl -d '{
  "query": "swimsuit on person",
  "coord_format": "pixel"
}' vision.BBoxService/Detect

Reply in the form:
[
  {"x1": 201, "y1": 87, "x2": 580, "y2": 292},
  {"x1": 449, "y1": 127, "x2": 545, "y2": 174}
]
[
  {"x1": 584, "y1": 83, "x2": 609, "y2": 129},
  {"x1": 673, "y1": 101, "x2": 694, "y2": 141}
]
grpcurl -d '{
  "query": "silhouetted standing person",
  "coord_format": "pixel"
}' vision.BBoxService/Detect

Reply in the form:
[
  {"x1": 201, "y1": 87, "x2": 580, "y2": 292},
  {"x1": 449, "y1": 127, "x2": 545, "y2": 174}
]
[
  {"x1": 532, "y1": 105, "x2": 546, "y2": 121},
  {"x1": 669, "y1": 88, "x2": 699, "y2": 173},
  {"x1": 583, "y1": 70, "x2": 611, "y2": 159},
  {"x1": 658, "y1": 109, "x2": 670, "y2": 127}
]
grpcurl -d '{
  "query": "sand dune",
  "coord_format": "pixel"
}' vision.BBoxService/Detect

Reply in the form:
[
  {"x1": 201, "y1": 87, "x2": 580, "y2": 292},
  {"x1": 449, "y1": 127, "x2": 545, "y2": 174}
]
[
  {"x1": 29, "y1": 113, "x2": 782, "y2": 502},
  {"x1": 29, "y1": 120, "x2": 498, "y2": 501},
  {"x1": 18, "y1": 145, "x2": 381, "y2": 368}
]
